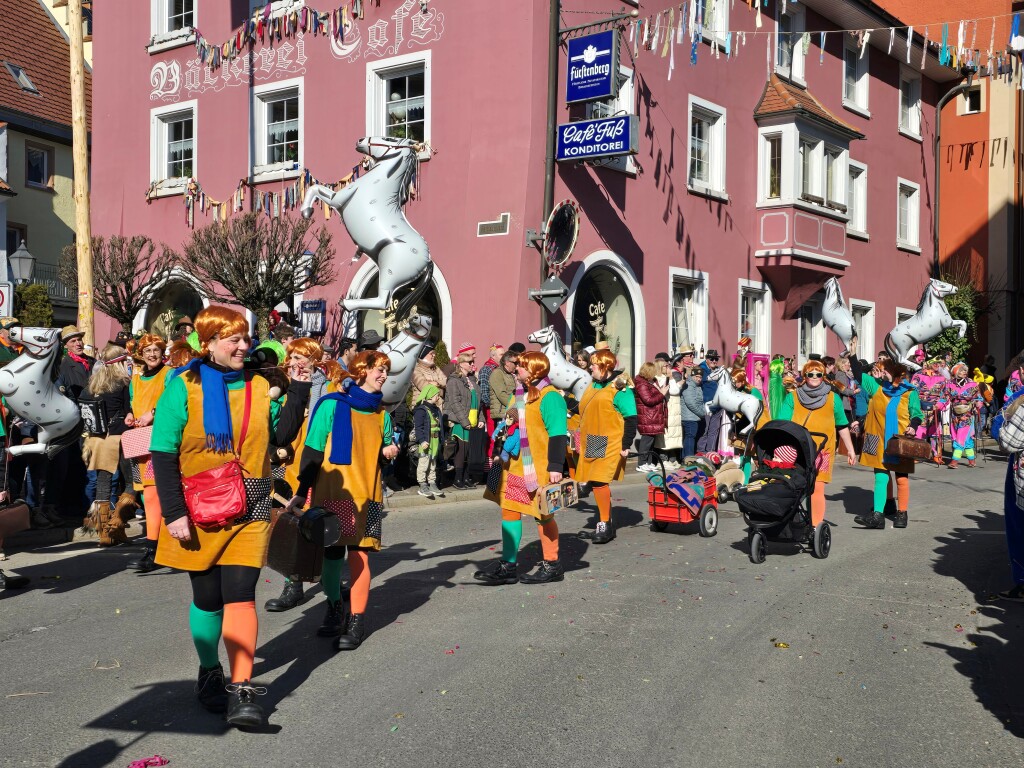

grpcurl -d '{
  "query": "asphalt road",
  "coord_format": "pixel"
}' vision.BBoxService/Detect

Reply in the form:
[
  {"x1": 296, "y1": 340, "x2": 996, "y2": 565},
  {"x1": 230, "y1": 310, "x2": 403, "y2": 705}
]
[{"x1": 1, "y1": 456, "x2": 1021, "y2": 768}]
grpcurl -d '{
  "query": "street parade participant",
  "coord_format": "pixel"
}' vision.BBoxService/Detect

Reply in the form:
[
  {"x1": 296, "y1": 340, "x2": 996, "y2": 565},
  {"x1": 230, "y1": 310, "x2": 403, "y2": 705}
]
[
  {"x1": 81, "y1": 344, "x2": 133, "y2": 547},
  {"x1": 777, "y1": 359, "x2": 857, "y2": 526},
  {"x1": 946, "y1": 362, "x2": 984, "y2": 468},
  {"x1": 911, "y1": 357, "x2": 949, "y2": 465},
  {"x1": 476, "y1": 351, "x2": 568, "y2": 585},
  {"x1": 125, "y1": 334, "x2": 172, "y2": 572},
  {"x1": 289, "y1": 351, "x2": 399, "y2": 652},
  {"x1": 150, "y1": 306, "x2": 309, "y2": 729},
  {"x1": 729, "y1": 368, "x2": 768, "y2": 483},
  {"x1": 849, "y1": 345, "x2": 923, "y2": 530},
  {"x1": 992, "y1": 381, "x2": 1024, "y2": 601},
  {"x1": 265, "y1": 337, "x2": 341, "y2": 613},
  {"x1": 575, "y1": 348, "x2": 637, "y2": 544}
]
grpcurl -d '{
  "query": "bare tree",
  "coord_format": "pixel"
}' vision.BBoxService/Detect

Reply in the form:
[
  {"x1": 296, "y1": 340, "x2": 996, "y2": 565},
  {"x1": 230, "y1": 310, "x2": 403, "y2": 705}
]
[
  {"x1": 175, "y1": 213, "x2": 335, "y2": 338},
  {"x1": 59, "y1": 235, "x2": 178, "y2": 333}
]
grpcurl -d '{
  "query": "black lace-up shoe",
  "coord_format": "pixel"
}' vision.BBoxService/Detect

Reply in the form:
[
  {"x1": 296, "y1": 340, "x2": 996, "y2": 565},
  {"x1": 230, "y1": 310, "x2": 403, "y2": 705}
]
[
  {"x1": 265, "y1": 580, "x2": 304, "y2": 612},
  {"x1": 225, "y1": 680, "x2": 266, "y2": 728},
  {"x1": 336, "y1": 613, "x2": 367, "y2": 651},
  {"x1": 473, "y1": 559, "x2": 518, "y2": 585},
  {"x1": 854, "y1": 512, "x2": 885, "y2": 529},
  {"x1": 195, "y1": 664, "x2": 228, "y2": 713},
  {"x1": 317, "y1": 599, "x2": 346, "y2": 637},
  {"x1": 520, "y1": 560, "x2": 564, "y2": 584}
]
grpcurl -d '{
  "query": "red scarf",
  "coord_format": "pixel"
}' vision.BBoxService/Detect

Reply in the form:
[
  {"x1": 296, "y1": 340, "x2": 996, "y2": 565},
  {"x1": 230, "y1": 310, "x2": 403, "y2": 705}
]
[{"x1": 67, "y1": 351, "x2": 89, "y2": 366}]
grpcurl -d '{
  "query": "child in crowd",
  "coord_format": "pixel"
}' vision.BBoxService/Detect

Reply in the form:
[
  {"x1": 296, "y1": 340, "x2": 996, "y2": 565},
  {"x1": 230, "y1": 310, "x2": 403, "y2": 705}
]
[{"x1": 413, "y1": 385, "x2": 446, "y2": 499}]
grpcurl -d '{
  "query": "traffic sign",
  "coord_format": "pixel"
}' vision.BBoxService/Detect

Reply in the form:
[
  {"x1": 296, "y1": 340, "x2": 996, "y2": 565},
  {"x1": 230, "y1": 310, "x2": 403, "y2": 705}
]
[{"x1": 529, "y1": 274, "x2": 570, "y2": 315}]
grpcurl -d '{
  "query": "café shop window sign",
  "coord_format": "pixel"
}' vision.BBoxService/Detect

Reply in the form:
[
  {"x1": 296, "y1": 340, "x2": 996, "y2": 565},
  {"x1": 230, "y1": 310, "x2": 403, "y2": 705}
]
[
  {"x1": 556, "y1": 114, "x2": 639, "y2": 162},
  {"x1": 566, "y1": 30, "x2": 620, "y2": 104}
]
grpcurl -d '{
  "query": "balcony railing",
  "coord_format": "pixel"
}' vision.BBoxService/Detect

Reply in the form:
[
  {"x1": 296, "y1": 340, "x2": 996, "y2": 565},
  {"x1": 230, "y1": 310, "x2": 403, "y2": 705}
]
[{"x1": 32, "y1": 263, "x2": 76, "y2": 303}]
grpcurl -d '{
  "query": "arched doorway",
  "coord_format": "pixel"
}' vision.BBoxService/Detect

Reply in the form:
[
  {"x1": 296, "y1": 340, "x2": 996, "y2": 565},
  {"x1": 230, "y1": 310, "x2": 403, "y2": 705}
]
[
  {"x1": 566, "y1": 252, "x2": 645, "y2": 375},
  {"x1": 141, "y1": 280, "x2": 205, "y2": 339},
  {"x1": 346, "y1": 260, "x2": 453, "y2": 347}
]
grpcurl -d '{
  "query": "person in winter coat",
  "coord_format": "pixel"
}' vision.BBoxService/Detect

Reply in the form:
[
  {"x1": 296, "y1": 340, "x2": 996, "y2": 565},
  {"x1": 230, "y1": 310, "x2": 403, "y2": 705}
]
[
  {"x1": 445, "y1": 345, "x2": 483, "y2": 488},
  {"x1": 681, "y1": 368, "x2": 705, "y2": 457},
  {"x1": 411, "y1": 344, "x2": 447, "y2": 406},
  {"x1": 488, "y1": 351, "x2": 518, "y2": 421},
  {"x1": 633, "y1": 362, "x2": 668, "y2": 472},
  {"x1": 478, "y1": 344, "x2": 503, "y2": 451},
  {"x1": 413, "y1": 384, "x2": 446, "y2": 498}
]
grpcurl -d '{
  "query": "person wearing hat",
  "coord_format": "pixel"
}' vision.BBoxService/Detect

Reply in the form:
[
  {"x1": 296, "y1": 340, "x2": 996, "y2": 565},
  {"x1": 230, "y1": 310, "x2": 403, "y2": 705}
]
[
  {"x1": 358, "y1": 329, "x2": 384, "y2": 352},
  {"x1": 411, "y1": 341, "x2": 447, "y2": 405},
  {"x1": 273, "y1": 323, "x2": 296, "y2": 346},
  {"x1": 507, "y1": 342, "x2": 527, "y2": 355},
  {"x1": 0, "y1": 317, "x2": 22, "y2": 364},
  {"x1": 59, "y1": 326, "x2": 95, "y2": 404},
  {"x1": 696, "y1": 348, "x2": 722, "y2": 453},
  {"x1": 489, "y1": 350, "x2": 518, "y2": 423},
  {"x1": 172, "y1": 316, "x2": 195, "y2": 343},
  {"x1": 445, "y1": 344, "x2": 482, "y2": 489}
]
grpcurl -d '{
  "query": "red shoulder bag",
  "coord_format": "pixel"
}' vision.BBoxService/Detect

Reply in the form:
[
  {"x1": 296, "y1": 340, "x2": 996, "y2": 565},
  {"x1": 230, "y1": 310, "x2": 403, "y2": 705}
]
[{"x1": 181, "y1": 381, "x2": 252, "y2": 529}]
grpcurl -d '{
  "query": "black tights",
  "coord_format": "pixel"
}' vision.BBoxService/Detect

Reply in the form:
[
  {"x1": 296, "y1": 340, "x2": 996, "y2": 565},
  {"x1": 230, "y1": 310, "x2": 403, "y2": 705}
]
[
  {"x1": 453, "y1": 439, "x2": 468, "y2": 481},
  {"x1": 189, "y1": 565, "x2": 261, "y2": 612},
  {"x1": 95, "y1": 470, "x2": 113, "y2": 505}
]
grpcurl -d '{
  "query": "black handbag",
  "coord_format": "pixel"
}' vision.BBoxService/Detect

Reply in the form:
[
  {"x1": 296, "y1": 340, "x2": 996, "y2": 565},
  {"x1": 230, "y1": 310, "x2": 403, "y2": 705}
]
[{"x1": 78, "y1": 398, "x2": 108, "y2": 437}]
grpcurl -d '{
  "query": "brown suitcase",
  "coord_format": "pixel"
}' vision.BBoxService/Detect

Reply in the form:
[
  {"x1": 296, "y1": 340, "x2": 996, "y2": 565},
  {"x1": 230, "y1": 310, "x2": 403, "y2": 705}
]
[
  {"x1": 267, "y1": 509, "x2": 324, "y2": 582},
  {"x1": 0, "y1": 502, "x2": 30, "y2": 538},
  {"x1": 885, "y1": 435, "x2": 933, "y2": 461}
]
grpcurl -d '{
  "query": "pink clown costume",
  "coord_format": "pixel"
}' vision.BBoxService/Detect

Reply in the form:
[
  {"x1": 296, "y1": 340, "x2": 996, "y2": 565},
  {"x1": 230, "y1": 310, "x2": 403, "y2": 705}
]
[
  {"x1": 911, "y1": 369, "x2": 948, "y2": 461},
  {"x1": 947, "y1": 365, "x2": 983, "y2": 467}
]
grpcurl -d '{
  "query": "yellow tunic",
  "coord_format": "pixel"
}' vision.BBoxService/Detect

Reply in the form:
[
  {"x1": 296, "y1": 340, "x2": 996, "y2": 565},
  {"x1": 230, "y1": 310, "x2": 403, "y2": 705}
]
[
  {"x1": 575, "y1": 385, "x2": 626, "y2": 484},
  {"x1": 312, "y1": 408, "x2": 386, "y2": 551},
  {"x1": 485, "y1": 385, "x2": 559, "y2": 521},
  {"x1": 861, "y1": 388, "x2": 915, "y2": 474},
  {"x1": 155, "y1": 372, "x2": 273, "y2": 571},
  {"x1": 129, "y1": 368, "x2": 169, "y2": 489},
  {"x1": 789, "y1": 393, "x2": 839, "y2": 484}
]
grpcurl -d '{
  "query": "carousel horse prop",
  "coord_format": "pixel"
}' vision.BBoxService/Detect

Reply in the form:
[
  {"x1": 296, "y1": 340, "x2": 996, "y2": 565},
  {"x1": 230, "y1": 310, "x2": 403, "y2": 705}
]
[
  {"x1": 302, "y1": 136, "x2": 433, "y2": 320},
  {"x1": 821, "y1": 277, "x2": 858, "y2": 356},
  {"x1": 884, "y1": 278, "x2": 966, "y2": 371},
  {"x1": 378, "y1": 314, "x2": 433, "y2": 412},
  {"x1": 0, "y1": 327, "x2": 82, "y2": 458},
  {"x1": 527, "y1": 326, "x2": 593, "y2": 400},
  {"x1": 706, "y1": 366, "x2": 764, "y2": 436}
]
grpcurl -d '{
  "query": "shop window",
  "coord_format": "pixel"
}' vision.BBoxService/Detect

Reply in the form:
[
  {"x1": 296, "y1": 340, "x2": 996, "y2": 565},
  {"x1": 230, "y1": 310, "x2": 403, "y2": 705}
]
[
  {"x1": 573, "y1": 266, "x2": 636, "y2": 375},
  {"x1": 367, "y1": 51, "x2": 430, "y2": 153}
]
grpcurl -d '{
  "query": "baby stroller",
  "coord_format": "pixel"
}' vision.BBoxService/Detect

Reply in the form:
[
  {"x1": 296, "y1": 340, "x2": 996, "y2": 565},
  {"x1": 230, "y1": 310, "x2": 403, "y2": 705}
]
[{"x1": 733, "y1": 420, "x2": 829, "y2": 564}]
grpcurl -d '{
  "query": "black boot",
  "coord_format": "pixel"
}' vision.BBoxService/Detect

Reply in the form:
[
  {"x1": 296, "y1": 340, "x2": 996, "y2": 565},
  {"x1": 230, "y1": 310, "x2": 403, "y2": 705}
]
[
  {"x1": 336, "y1": 613, "x2": 366, "y2": 651},
  {"x1": 854, "y1": 511, "x2": 885, "y2": 529},
  {"x1": 126, "y1": 545, "x2": 158, "y2": 573},
  {"x1": 520, "y1": 560, "x2": 564, "y2": 584},
  {"x1": 265, "y1": 579, "x2": 304, "y2": 612},
  {"x1": 452, "y1": 468, "x2": 467, "y2": 490},
  {"x1": 195, "y1": 664, "x2": 228, "y2": 713},
  {"x1": 0, "y1": 569, "x2": 29, "y2": 590},
  {"x1": 591, "y1": 521, "x2": 617, "y2": 544},
  {"x1": 883, "y1": 498, "x2": 897, "y2": 517},
  {"x1": 225, "y1": 681, "x2": 265, "y2": 728},
  {"x1": 893, "y1": 510, "x2": 908, "y2": 529},
  {"x1": 317, "y1": 599, "x2": 346, "y2": 637},
  {"x1": 473, "y1": 559, "x2": 519, "y2": 585}
]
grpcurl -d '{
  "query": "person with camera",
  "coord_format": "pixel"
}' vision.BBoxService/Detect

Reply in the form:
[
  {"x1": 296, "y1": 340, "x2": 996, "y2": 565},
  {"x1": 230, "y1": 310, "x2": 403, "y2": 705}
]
[
  {"x1": 848, "y1": 340, "x2": 923, "y2": 530},
  {"x1": 150, "y1": 306, "x2": 310, "y2": 729},
  {"x1": 476, "y1": 351, "x2": 568, "y2": 585}
]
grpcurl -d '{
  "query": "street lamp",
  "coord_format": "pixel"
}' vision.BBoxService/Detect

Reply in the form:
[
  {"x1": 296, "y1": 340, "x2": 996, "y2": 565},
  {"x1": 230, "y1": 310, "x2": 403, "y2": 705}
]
[{"x1": 8, "y1": 240, "x2": 35, "y2": 285}]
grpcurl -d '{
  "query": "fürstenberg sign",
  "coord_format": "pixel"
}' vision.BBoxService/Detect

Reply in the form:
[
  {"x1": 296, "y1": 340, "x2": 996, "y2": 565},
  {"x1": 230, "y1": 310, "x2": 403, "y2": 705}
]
[
  {"x1": 555, "y1": 115, "x2": 639, "y2": 162},
  {"x1": 565, "y1": 29, "x2": 620, "y2": 104}
]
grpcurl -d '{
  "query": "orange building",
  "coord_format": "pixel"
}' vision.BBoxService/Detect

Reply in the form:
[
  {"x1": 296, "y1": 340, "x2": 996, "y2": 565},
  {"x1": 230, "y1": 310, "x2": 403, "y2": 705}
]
[{"x1": 878, "y1": 1, "x2": 1022, "y2": 368}]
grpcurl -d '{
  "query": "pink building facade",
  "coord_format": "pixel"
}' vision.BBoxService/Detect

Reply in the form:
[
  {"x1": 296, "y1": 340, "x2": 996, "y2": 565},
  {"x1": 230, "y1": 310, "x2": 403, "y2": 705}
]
[{"x1": 91, "y1": 0, "x2": 959, "y2": 369}]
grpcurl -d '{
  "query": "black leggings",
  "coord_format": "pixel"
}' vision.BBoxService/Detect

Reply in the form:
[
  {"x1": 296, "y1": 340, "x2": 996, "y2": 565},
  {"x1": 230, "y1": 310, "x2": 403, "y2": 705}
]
[
  {"x1": 96, "y1": 470, "x2": 113, "y2": 504},
  {"x1": 189, "y1": 565, "x2": 261, "y2": 612},
  {"x1": 453, "y1": 439, "x2": 468, "y2": 478}
]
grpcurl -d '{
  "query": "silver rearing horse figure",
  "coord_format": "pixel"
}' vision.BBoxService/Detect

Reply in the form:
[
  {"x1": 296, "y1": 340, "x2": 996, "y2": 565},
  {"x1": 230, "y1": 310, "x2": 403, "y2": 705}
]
[{"x1": 302, "y1": 136, "x2": 433, "y2": 318}]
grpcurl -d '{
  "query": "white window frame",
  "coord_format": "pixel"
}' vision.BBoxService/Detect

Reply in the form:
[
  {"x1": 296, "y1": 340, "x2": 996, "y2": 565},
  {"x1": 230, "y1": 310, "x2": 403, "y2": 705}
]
[
  {"x1": 824, "y1": 145, "x2": 845, "y2": 210},
  {"x1": 775, "y1": 6, "x2": 806, "y2": 85},
  {"x1": 895, "y1": 306, "x2": 919, "y2": 357},
  {"x1": 896, "y1": 176, "x2": 921, "y2": 253},
  {"x1": 762, "y1": 132, "x2": 784, "y2": 201},
  {"x1": 898, "y1": 66, "x2": 922, "y2": 141},
  {"x1": 797, "y1": 297, "x2": 826, "y2": 366},
  {"x1": 148, "y1": 0, "x2": 196, "y2": 53},
  {"x1": 687, "y1": 95, "x2": 728, "y2": 201},
  {"x1": 586, "y1": 66, "x2": 637, "y2": 176},
  {"x1": 249, "y1": 0, "x2": 304, "y2": 13},
  {"x1": 957, "y1": 82, "x2": 984, "y2": 116},
  {"x1": 252, "y1": 77, "x2": 303, "y2": 181},
  {"x1": 849, "y1": 299, "x2": 875, "y2": 360},
  {"x1": 150, "y1": 99, "x2": 197, "y2": 197},
  {"x1": 668, "y1": 268, "x2": 709, "y2": 356},
  {"x1": 366, "y1": 50, "x2": 432, "y2": 160},
  {"x1": 842, "y1": 36, "x2": 870, "y2": 117},
  {"x1": 846, "y1": 159, "x2": 868, "y2": 239},
  {"x1": 696, "y1": 0, "x2": 730, "y2": 48},
  {"x1": 738, "y1": 279, "x2": 772, "y2": 355}
]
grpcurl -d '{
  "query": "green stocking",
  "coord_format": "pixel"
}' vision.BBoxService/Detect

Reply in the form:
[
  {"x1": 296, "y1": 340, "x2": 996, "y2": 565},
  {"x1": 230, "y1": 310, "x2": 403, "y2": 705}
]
[
  {"x1": 501, "y1": 518, "x2": 523, "y2": 563},
  {"x1": 872, "y1": 471, "x2": 889, "y2": 513},
  {"x1": 189, "y1": 603, "x2": 223, "y2": 669},
  {"x1": 321, "y1": 556, "x2": 345, "y2": 603}
]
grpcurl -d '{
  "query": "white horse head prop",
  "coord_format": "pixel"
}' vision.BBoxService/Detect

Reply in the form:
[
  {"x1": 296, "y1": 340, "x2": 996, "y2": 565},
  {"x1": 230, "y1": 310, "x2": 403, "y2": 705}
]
[
  {"x1": 821, "y1": 277, "x2": 858, "y2": 356},
  {"x1": 0, "y1": 327, "x2": 82, "y2": 457},
  {"x1": 378, "y1": 314, "x2": 433, "y2": 412},
  {"x1": 527, "y1": 326, "x2": 592, "y2": 400},
  {"x1": 302, "y1": 136, "x2": 432, "y2": 320},
  {"x1": 706, "y1": 366, "x2": 763, "y2": 436},
  {"x1": 884, "y1": 278, "x2": 965, "y2": 370}
]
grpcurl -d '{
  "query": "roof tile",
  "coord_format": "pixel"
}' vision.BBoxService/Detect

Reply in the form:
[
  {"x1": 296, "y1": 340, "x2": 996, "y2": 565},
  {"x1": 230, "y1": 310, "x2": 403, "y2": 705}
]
[
  {"x1": 0, "y1": 0, "x2": 91, "y2": 131},
  {"x1": 754, "y1": 74, "x2": 863, "y2": 139}
]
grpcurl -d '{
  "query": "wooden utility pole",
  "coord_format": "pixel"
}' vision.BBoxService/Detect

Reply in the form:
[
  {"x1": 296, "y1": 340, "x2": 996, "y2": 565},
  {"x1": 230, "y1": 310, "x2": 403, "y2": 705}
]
[{"x1": 68, "y1": 0, "x2": 93, "y2": 346}]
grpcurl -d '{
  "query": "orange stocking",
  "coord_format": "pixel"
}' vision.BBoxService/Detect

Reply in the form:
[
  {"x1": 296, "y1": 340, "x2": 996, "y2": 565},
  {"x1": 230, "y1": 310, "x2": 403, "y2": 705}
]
[
  {"x1": 592, "y1": 483, "x2": 611, "y2": 523},
  {"x1": 895, "y1": 474, "x2": 910, "y2": 511},
  {"x1": 348, "y1": 550, "x2": 371, "y2": 614},
  {"x1": 810, "y1": 481, "x2": 826, "y2": 527},
  {"x1": 538, "y1": 518, "x2": 559, "y2": 561},
  {"x1": 142, "y1": 486, "x2": 162, "y2": 542},
  {"x1": 222, "y1": 601, "x2": 258, "y2": 683}
]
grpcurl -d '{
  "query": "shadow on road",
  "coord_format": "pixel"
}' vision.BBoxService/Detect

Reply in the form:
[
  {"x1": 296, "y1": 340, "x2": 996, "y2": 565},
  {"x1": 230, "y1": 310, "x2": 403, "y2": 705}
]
[
  {"x1": 924, "y1": 506, "x2": 1024, "y2": 738},
  {"x1": 1, "y1": 543, "x2": 141, "y2": 597}
]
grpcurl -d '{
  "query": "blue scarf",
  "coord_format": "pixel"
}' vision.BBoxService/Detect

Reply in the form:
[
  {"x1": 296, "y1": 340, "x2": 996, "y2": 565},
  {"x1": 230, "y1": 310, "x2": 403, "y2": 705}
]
[
  {"x1": 881, "y1": 380, "x2": 914, "y2": 464},
  {"x1": 171, "y1": 359, "x2": 244, "y2": 453},
  {"x1": 310, "y1": 383, "x2": 383, "y2": 466}
]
